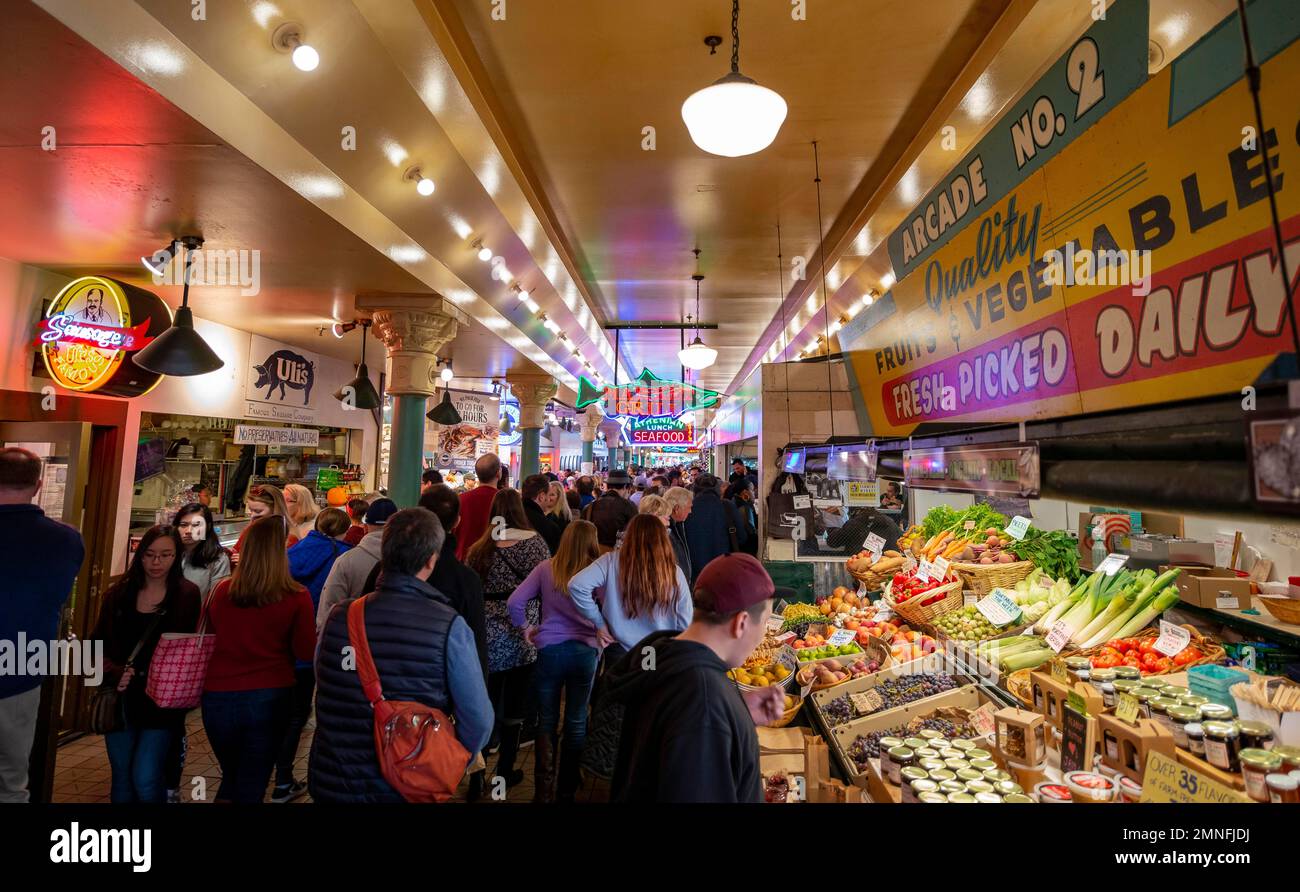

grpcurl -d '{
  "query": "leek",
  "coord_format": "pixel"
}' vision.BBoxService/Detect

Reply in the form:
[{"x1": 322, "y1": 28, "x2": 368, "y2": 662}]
[
  {"x1": 1112, "y1": 586, "x2": 1181, "y2": 639},
  {"x1": 1075, "y1": 588, "x2": 1136, "y2": 647},
  {"x1": 1058, "y1": 572, "x2": 1104, "y2": 644},
  {"x1": 1000, "y1": 648, "x2": 1058, "y2": 672},
  {"x1": 1083, "y1": 568, "x2": 1181, "y2": 646},
  {"x1": 1032, "y1": 590, "x2": 1081, "y2": 634}
]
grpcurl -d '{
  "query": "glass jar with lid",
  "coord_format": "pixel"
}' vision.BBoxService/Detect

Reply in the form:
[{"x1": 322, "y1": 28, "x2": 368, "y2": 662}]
[
  {"x1": 1202, "y1": 721, "x2": 1240, "y2": 772},
  {"x1": 885, "y1": 746, "x2": 915, "y2": 786},
  {"x1": 1149, "y1": 697, "x2": 1180, "y2": 734},
  {"x1": 1113, "y1": 666, "x2": 1142, "y2": 681},
  {"x1": 1166, "y1": 704, "x2": 1199, "y2": 749},
  {"x1": 1198, "y1": 703, "x2": 1233, "y2": 723},
  {"x1": 1237, "y1": 720, "x2": 1274, "y2": 751},
  {"x1": 1239, "y1": 748, "x2": 1283, "y2": 802},
  {"x1": 1184, "y1": 722, "x2": 1206, "y2": 757}
]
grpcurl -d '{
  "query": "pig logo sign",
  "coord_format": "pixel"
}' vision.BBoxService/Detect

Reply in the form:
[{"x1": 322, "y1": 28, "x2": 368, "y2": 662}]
[{"x1": 245, "y1": 335, "x2": 320, "y2": 424}]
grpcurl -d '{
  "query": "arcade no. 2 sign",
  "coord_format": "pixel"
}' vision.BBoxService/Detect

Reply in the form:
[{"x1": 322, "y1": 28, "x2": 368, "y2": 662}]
[{"x1": 37, "y1": 276, "x2": 170, "y2": 397}]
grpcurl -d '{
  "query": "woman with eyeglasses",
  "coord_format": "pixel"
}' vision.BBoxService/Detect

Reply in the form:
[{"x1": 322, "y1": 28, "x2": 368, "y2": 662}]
[{"x1": 92, "y1": 525, "x2": 201, "y2": 803}]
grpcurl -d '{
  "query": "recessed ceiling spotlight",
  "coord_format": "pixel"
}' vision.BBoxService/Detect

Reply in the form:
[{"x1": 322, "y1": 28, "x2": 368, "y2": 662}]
[{"x1": 272, "y1": 22, "x2": 319, "y2": 71}]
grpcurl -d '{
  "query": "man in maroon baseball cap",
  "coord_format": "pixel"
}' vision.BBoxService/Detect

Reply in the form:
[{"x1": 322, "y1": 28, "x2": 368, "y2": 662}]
[{"x1": 603, "y1": 552, "x2": 783, "y2": 802}]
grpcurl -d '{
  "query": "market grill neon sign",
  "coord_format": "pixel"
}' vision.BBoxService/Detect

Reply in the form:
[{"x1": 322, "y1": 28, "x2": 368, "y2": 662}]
[{"x1": 576, "y1": 368, "x2": 720, "y2": 419}]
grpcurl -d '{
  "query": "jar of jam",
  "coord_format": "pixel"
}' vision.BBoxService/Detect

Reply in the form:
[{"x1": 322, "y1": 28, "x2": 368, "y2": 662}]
[
  {"x1": 965, "y1": 779, "x2": 995, "y2": 796},
  {"x1": 764, "y1": 773, "x2": 790, "y2": 803},
  {"x1": 969, "y1": 759, "x2": 997, "y2": 773},
  {"x1": 1166, "y1": 704, "x2": 1199, "y2": 749},
  {"x1": 951, "y1": 738, "x2": 976, "y2": 752},
  {"x1": 1273, "y1": 745, "x2": 1300, "y2": 773},
  {"x1": 1112, "y1": 679, "x2": 1141, "y2": 703},
  {"x1": 1266, "y1": 773, "x2": 1300, "y2": 804},
  {"x1": 900, "y1": 766, "x2": 929, "y2": 789},
  {"x1": 903, "y1": 737, "x2": 927, "y2": 751},
  {"x1": 1184, "y1": 722, "x2": 1206, "y2": 757},
  {"x1": 984, "y1": 769, "x2": 1012, "y2": 784},
  {"x1": 878, "y1": 737, "x2": 905, "y2": 775},
  {"x1": 938, "y1": 779, "x2": 966, "y2": 795},
  {"x1": 1113, "y1": 666, "x2": 1141, "y2": 681},
  {"x1": 974, "y1": 791, "x2": 1003, "y2": 804},
  {"x1": 1004, "y1": 792, "x2": 1035, "y2": 803},
  {"x1": 1133, "y1": 687, "x2": 1160, "y2": 718},
  {"x1": 946, "y1": 792, "x2": 977, "y2": 803},
  {"x1": 943, "y1": 758, "x2": 969, "y2": 772},
  {"x1": 905, "y1": 777, "x2": 939, "y2": 803},
  {"x1": 1239, "y1": 748, "x2": 1283, "y2": 802},
  {"x1": 886, "y1": 746, "x2": 915, "y2": 786},
  {"x1": 1202, "y1": 721, "x2": 1240, "y2": 772},
  {"x1": 1150, "y1": 697, "x2": 1180, "y2": 734},
  {"x1": 938, "y1": 747, "x2": 964, "y2": 760},
  {"x1": 918, "y1": 791, "x2": 948, "y2": 804},
  {"x1": 1161, "y1": 685, "x2": 1189, "y2": 700},
  {"x1": 914, "y1": 747, "x2": 941, "y2": 761},
  {"x1": 994, "y1": 779, "x2": 1023, "y2": 797},
  {"x1": 928, "y1": 768, "x2": 957, "y2": 784},
  {"x1": 918, "y1": 758, "x2": 946, "y2": 773},
  {"x1": 1178, "y1": 694, "x2": 1208, "y2": 711},
  {"x1": 956, "y1": 767, "x2": 983, "y2": 784},
  {"x1": 918, "y1": 728, "x2": 943, "y2": 741},
  {"x1": 967, "y1": 748, "x2": 993, "y2": 762},
  {"x1": 929, "y1": 738, "x2": 951, "y2": 750},
  {"x1": 1199, "y1": 703, "x2": 1233, "y2": 724},
  {"x1": 1066, "y1": 656, "x2": 1092, "y2": 683},
  {"x1": 1237, "y1": 720, "x2": 1274, "y2": 751}
]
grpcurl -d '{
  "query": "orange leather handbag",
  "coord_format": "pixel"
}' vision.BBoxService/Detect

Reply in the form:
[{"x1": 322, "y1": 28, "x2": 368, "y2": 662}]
[{"x1": 347, "y1": 596, "x2": 469, "y2": 802}]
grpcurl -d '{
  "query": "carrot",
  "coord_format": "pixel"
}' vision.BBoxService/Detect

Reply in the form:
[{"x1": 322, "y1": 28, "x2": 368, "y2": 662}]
[{"x1": 926, "y1": 531, "x2": 953, "y2": 559}]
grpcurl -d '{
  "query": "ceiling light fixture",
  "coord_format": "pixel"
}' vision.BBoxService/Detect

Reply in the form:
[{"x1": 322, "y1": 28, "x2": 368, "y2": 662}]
[
  {"x1": 331, "y1": 320, "x2": 381, "y2": 410},
  {"x1": 133, "y1": 235, "x2": 225, "y2": 377},
  {"x1": 679, "y1": 248, "x2": 718, "y2": 370},
  {"x1": 426, "y1": 388, "x2": 462, "y2": 425},
  {"x1": 681, "y1": 1, "x2": 787, "y2": 157},
  {"x1": 140, "y1": 239, "x2": 179, "y2": 279},
  {"x1": 440, "y1": 362, "x2": 454, "y2": 383},
  {"x1": 471, "y1": 238, "x2": 492, "y2": 262},
  {"x1": 403, "y1": 165, "x2": 435, "y2": 196},
  {"x1": 272, "y1": 22, "x2": 319, "y2": 71}
]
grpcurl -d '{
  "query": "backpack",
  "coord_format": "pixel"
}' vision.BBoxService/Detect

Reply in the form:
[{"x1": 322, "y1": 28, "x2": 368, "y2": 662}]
[{"x1": 346, "y1": 595, "x2": 469, "y2": 802}]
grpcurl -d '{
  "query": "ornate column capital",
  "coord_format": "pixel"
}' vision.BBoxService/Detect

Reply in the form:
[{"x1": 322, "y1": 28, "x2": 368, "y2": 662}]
[
  {"x1": 354, "y1": 293, "x2": 469, "y2": 397},
  {"x1": 579, "y1": 406, "x2": 604, "y2": 443},
  {"x1": 598, "y1": 418, "x2": 623, "y2": 446},
  {"x1": 507, "y1": 373, "x2": 558, "y2": 429}
]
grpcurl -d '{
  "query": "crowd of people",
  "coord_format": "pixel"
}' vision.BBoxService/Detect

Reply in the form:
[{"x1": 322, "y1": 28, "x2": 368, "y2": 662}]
[{"x1": 2, "y1": 445, "x2": 785, "y2": 804}]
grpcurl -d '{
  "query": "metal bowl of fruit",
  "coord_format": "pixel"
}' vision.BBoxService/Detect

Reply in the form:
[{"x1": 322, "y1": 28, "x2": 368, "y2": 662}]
[{"x1": 729, "y1": 652, "x2": 798, "y2": 692}]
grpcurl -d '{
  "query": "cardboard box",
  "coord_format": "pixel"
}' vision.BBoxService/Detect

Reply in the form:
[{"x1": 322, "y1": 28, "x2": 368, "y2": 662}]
[{"x1": 1161, "y1": 564, "x2": 1253, "y2": 609}]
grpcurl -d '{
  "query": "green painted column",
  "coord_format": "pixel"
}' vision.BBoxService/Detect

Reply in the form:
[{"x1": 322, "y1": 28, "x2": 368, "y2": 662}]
[
  {"x1": 520, "y1": 427, "x2": 541, "y2": 479},
  {"x1": 388, "y1": 393, "x2": 427, "y2": 507},
  {"x1": 581, "y1": 439, "x2": 594, "y2": 464}
]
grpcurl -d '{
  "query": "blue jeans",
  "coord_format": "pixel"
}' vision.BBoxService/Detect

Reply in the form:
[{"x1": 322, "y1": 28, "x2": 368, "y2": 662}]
[
  {"x1": 104, "y1": 725, "x2": 173, "y2": 804},
  {"x1": 534, "y1": 641, "x2": 598, "y2": 751},
  {"x1": 201, "y1": 687, "x2": 291, "y2": 803}
]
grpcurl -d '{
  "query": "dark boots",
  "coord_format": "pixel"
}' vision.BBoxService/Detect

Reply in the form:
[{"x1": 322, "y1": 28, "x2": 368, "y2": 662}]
[
  {"x1": 557, "y1": 741, "x2": 584, "y2": 803},
  {"x1": 494, "y1": 720, "x2": 525, "y2": 788},
  {"x1": 533, "y1": 734, "x2": 557, "y2": 803}
]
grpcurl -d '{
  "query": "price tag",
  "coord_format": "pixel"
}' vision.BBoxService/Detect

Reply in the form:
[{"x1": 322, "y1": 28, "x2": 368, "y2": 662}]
[
  {"x1": 849, "y1": 690, "x2": 884, "y2": 715},
  {"x1": 827, "y1": 629, "x2": 857, "y2": 647},
  {"x1": 1045, "y1": 619, "x2": 1072, "y2": 653},
  {"x1": 1005, "y1": 515, "x2": 1031, "y2": 541},
  {"x1": 915, "y1": 559, "x2": 936, "y2": 583},
  {"x1": 766, "y1": 616, "x2": 786, "y2": 633},
  {"x1": 1130, "y1": 537, "x2": 1154, "y2": 553},
  {"x1": 963, "y1": 520, "x2": 977, "y2": 531},
  {"x1": 1050, "y1": 658, "x2": 1070, "y2": 683},
  {"x1": 1067, "y1": 690, "x2": 1088, "y2": 717},
  {"x1": 775, "y1": 631, "x2": 796, "y2": 645},
  {"x1": 931, "y1": 556, "x2": 951, "y2": 580},
  {"x1": 963, "y1": 592, "x2": 979, "y2": 607},
  {"x1": 969, "y1": 703, "x2": 997, "y2": 737},
  {"x1": 1153, "y1": 620, "x2": 1192, "y2": 657},
  {"x1": 1096, "y1": 553, "x2": 1130, "y2": 576},
  {"x1": 863, "y1": 532, "x2": 885, "y2": 561},
  {"x1": 1115, "y1": 692, "x2": 1140, "y2": 725},
  {"x1": 774, "y1": 599, "x2": 789, "y2": 615},
  {"x1": 873, "y1": 607, "x2": 894, "y2": 623},
  {"x1": 975, "y1": 588, "x2": 1022, "y2": 626},
  {"x1": 1215, "y1": 593, "x2": 1241, "y2": 610},
  {"x1": 793, "y1": 494, "x2": 811, "y2": 510}
]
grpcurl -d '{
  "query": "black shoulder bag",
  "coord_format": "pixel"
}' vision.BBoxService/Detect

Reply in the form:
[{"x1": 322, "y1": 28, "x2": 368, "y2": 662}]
[{"x1": 89, "y1": 609, "x2": 166, "y2": 735}]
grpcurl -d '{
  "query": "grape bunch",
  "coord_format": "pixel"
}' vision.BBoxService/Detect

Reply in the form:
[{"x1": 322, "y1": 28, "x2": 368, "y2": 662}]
[
  {"x1": 824, "y1": 695, "x2": 855, "y2": 727},
  {"x1": 847, "y1": 729, "x2": 897, "y2": 767},
  {"x1": 874, "y1": 673, "x2": 960, "y2": 710}
]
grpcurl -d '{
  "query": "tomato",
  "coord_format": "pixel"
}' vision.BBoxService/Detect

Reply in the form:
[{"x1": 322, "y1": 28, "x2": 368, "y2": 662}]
[
  {"x1": 1173, "y1": 647, "x2": 1203, "y2": 667},
  {"x1": 1150, "y1": 657, "x2": 1174, "y2": 674},
  {"x1": 1141, "y1": 651, "x2": 1161, "y2": 667},
  {"x1": 1113, "y1": 638, "x2": 1139, "y2": 653},
  {"x1": 1138, "y1": 640, "x2": 1159, "y2": 655},
  {"x1": 1124, "y1": 654, "x2": 1141, "y2": 666},
  {"x1": 1092, "y1": 654, "x2": 1121, "y2": 669}
]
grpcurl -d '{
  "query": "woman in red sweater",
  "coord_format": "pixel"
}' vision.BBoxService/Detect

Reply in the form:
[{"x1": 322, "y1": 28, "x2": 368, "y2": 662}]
[{"x1": 201, "y1": 516, "x2": 316, "y2": 803}]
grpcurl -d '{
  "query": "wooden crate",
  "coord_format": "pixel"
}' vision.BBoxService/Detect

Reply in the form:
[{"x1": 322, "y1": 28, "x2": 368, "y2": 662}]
[
  {"x1": 809, "y1": 653, "x2": 969, "y2": 716},
  {"x1": 828, "y1": 684, "x2": 1001, "y2": 799}
]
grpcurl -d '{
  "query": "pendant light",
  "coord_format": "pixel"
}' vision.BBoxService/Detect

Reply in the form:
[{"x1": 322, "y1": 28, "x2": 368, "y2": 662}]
[
  {"x1": 679, "y1": 249, "x2": 718, "y2": 371},
  {"x1": 681, "y1": 0, "x2": 787, "y2": 157},
  {"x1": 134, "y1": 235, "x2": 225, "y2": 376},
  {"x1": 332, "y1": 320, "x2": 380, "y2": 409},
  {"x1": 427, "y1": 387, "x2": 462, "y2": 425}
]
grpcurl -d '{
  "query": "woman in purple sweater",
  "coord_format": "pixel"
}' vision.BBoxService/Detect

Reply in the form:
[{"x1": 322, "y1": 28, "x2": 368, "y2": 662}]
[{"x1": 508, "y1": 519, "x2": 602, "y2": 802}]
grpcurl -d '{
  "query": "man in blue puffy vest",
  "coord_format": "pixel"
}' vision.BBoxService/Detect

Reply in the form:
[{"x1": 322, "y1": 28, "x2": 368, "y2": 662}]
[{"x1": 310, "y1": 508, "x2": 492, "y2": 802}]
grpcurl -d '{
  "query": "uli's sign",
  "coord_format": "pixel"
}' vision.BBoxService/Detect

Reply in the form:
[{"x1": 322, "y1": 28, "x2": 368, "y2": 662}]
[{"x1": 246, "y1": 335, "x2": 319, "y2": 424}]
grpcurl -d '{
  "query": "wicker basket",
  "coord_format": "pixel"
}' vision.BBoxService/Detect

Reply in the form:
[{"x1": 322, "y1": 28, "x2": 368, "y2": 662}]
[
  {"x1": 1257, "y1": 595, "x2": 1300, "y2": 625},
  {"x1": 769, "y1": 697, "x2": 804, "y2": 728},
  {"x1": 883, "y1": 577, "x2": 963, "y2": 626},
  {"x1": 1072, "y1": 624, "x2": 1226, "y2": 676},
  {"x1": 949, "y1": 559, "x2": 1035, "y2": 597}
]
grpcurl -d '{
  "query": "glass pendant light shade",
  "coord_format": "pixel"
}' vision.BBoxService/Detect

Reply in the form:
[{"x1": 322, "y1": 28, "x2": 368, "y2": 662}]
[
  {"x1": 133, "y1": 305, "x2": 225, "y2": 376},
  {"x1": 426, "y1": 389, "x2": 462, "y2": 425},
  {"x1": 678, "y1": 336, "x2": 718, "y2": 370},
  {"x1": 682, "y1": 71, "x2": 787, "y2": 157}
]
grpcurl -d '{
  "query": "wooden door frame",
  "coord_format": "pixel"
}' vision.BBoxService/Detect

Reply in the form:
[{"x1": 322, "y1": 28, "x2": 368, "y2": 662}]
[{"x1": 0, "y1": 388, "x2": 130, "y2": 801}]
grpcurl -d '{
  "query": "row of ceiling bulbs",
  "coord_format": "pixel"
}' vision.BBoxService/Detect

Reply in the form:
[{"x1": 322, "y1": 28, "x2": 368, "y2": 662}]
[{"x1": 273, "y1": 22, "x2": 603, "y2": 388}]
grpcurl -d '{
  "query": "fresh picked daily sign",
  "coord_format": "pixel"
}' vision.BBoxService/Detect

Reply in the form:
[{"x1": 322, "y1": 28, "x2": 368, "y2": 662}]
[{"x1": 844, "y1": 0, "x2": 1300, "y2": 436}]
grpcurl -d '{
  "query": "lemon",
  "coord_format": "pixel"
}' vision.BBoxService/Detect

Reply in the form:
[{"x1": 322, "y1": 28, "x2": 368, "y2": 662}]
[{"x1": 753, "y1": 676, "x2": 770, "y2": 687}]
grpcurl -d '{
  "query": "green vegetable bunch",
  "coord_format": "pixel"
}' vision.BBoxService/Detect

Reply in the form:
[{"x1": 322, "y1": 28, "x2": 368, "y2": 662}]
[
  {"x1": 920, "y1": 504, "x2": 1008, "y2": 540},
  {"x1": 1010, "y1": 528, "x2": 1079, "y2": 580}
]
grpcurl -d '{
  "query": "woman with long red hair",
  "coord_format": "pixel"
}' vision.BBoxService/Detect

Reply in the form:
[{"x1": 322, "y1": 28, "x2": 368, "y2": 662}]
[{"x1": 566, "y1": 513, "x2": 693, "y2": 664}]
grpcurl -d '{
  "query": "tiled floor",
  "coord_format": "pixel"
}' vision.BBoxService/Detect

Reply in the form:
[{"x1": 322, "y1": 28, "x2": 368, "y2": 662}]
[{"x1": 52, "y1": 712, "x2": 595, "y2": 804}]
